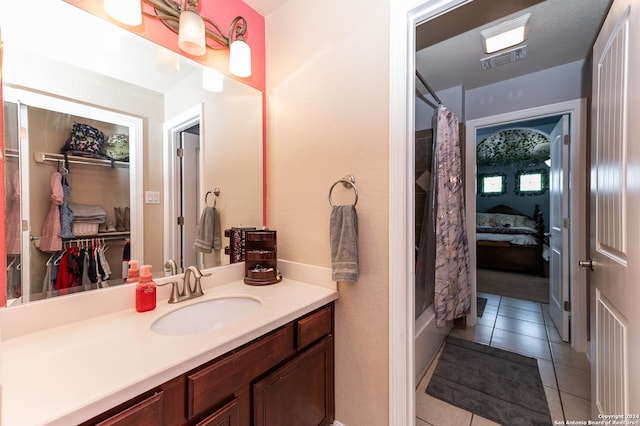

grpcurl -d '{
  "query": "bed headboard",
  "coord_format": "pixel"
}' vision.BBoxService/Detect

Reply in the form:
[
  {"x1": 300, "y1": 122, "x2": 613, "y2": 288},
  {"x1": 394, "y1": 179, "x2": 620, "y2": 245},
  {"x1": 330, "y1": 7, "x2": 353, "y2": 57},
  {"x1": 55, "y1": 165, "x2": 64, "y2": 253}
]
[{"x1": 484, "y1": 204, "x2": 530, "y2": 218}]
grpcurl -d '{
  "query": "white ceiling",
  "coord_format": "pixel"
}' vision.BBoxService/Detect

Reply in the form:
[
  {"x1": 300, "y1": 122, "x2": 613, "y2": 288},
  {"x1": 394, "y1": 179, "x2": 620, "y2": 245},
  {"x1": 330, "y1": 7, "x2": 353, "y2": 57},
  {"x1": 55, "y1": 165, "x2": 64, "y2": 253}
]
[
  {"x1": 243, "y1": 0, "x2": 285, "y2": 16},
  {"x1": 416, "y1": 0, "x2": 612, "y2": 92}
]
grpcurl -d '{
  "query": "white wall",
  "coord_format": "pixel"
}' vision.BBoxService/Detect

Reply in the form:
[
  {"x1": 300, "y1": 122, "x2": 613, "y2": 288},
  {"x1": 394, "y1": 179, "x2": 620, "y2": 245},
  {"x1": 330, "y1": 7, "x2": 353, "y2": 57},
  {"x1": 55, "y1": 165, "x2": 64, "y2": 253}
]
[
  {"x1": 264, "y1": 0, "x2": 390, "y2": 424},
  {"x1": 416, "y1": 85, "x2": 464, "y2": 131},
  {"x1": 465, "y1": 60, "x2": 586, "y2": 120},
  {"x1": 165, "y1": 75, "x2": 264, "y2": 268}
]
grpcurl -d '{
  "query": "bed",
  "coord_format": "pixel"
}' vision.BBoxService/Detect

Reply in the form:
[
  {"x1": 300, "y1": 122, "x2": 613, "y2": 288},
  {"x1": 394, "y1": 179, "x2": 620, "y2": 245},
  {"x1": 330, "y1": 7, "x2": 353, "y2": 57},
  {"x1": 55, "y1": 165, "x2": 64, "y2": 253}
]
[{"x1": 476, "y1": 204, "x2": 546, "y2": 276}]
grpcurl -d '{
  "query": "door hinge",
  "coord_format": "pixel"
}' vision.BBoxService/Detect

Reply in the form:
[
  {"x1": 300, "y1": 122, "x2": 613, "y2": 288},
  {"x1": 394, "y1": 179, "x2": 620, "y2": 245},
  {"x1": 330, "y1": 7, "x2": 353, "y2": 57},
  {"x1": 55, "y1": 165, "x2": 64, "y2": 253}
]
[
  {"x1": 177, "y1": 216, "x2": 184, "y2": 226},
  {"x1": 563, "y1": 218, "x2": 571, "y2": 228},
  {"x1": 176, "y1": 148, "x2": 184, "y2": 157},
  {"x1": 564, "y1": 301, "x2": 571, "y2": 312},
  {"x1": 564, "y1": 134, "x2": 571, "y2": 145}
]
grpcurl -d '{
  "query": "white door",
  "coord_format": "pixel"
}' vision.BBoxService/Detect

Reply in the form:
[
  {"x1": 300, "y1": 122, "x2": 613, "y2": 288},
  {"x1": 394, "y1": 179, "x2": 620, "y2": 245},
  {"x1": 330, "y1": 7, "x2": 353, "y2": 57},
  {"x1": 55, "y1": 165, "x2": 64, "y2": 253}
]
[
  {"x1": 589, "y1": 0, "x2": 640, "y2": 415},
  {"x1": 549, "y1": 115, "x2": 570, "y2": 342},
  {"x1": 177, "y1": 130, "x2": 200, "y2": 271}
]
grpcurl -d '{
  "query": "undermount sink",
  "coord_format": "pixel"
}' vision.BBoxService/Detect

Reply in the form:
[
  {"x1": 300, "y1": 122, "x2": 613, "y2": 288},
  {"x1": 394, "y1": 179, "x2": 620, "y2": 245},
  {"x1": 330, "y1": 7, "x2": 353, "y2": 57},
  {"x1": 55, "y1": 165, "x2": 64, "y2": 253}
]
[{"x1": 151, "y1": 297, "x2": 262, "y2": 336}]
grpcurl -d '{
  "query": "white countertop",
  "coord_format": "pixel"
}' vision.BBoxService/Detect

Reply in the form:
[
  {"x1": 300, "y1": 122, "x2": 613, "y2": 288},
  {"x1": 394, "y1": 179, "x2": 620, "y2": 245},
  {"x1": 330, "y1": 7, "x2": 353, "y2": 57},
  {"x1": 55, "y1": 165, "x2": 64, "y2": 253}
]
[{"x1": 1, "y1": 273, "x2": 338, "y2": 425}]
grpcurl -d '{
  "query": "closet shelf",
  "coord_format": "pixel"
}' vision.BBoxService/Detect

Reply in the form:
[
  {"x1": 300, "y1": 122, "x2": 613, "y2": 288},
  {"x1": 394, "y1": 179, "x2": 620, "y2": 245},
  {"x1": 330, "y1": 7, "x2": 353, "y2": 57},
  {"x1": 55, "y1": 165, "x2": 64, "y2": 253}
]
[
  {"x1": 63, "y1": 231, "x2": 130, "y2": 240},
  {"x1": 33, "y1": 151, "x2": 129, "y2": 169}
]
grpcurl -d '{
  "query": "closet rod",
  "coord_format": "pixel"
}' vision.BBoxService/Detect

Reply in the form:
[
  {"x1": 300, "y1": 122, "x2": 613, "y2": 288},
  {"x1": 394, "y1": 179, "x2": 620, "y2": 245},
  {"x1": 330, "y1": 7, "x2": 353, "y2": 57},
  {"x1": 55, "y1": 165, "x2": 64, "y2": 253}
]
[
  {"x1": 31, "y1": 233, "x2": 130, "y2": 243},
  {"x1": 416, "y1": 70, "x2": 442, "y2": 105},
  {"x1": 33, "y1": 152, "x2": 129, "y2": 169}
]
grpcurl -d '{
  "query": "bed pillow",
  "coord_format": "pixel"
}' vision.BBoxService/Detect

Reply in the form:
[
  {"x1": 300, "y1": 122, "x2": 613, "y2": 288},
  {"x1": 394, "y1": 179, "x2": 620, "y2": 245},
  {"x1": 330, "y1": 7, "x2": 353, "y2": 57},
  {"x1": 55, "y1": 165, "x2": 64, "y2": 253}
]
[
  {"x1": 523, "y1": 218, "x2": 537, "y2": 230},
  {"x1": 476, "y1": 213, "x2": 495, "y2": 227},
  {"x1": 477, "y1": 212, "x2": 522, "y2": 227},
  {"x1": 514, "y1": 215, "x2": 529, "y2": 227}
]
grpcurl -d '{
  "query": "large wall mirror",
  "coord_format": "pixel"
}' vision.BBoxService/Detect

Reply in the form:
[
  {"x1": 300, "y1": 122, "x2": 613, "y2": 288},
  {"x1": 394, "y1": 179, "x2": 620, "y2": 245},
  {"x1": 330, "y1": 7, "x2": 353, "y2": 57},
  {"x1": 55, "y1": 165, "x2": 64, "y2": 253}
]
[{"x1": 1, "y1": 2, "x2": 264, "y2": 306}]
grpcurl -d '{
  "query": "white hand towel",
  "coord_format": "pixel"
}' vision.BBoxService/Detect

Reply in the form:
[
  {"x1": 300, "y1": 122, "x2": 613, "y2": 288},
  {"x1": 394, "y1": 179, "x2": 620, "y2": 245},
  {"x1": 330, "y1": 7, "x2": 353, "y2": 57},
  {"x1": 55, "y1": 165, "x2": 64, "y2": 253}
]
[{"x1": 330, "y1": 205, "x2": 359, "y2": 282}]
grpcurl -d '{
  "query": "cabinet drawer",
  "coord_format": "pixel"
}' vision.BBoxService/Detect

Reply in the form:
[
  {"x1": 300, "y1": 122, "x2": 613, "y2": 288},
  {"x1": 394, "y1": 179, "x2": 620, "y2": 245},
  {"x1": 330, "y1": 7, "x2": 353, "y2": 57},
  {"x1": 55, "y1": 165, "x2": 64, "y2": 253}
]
[
  {"x1": 296, "y1": 305, "x2": 333, "y2": 350},
  {"x1": 95, "y1": 392, "x2": 163, "y2": 426},
  {"x1": 195, "y1": 397, "x2": 239, "y2": 426},
  {"x1": 187, "y1": 323, "x2": 295, "y2": 419}
]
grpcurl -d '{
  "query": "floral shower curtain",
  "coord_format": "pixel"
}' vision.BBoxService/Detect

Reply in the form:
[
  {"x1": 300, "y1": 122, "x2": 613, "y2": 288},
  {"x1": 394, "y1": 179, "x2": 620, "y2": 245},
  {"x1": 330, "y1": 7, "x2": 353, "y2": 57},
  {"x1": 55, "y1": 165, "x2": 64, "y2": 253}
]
[{"x1": 433, "y1": 105, "x2": 471, "y2": 327}]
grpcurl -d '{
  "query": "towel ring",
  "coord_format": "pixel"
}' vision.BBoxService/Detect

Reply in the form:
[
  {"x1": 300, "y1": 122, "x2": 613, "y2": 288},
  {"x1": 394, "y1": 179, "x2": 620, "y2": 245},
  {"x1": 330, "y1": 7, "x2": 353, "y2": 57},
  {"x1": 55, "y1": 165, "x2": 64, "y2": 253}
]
[
  {"x1": 205, "y1": 188, "x2": 220, "y2": 207},
  {"x1": 329, "y1": 175, "x2": 358, "y2": 207}
]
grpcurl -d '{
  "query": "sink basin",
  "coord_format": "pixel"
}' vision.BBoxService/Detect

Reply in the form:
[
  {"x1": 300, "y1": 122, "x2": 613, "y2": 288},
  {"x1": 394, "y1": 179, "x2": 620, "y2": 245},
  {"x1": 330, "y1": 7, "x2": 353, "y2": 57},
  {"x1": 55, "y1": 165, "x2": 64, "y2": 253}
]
[{"x1": 151, "y1": 297, "x2": 262, "y2": 336}]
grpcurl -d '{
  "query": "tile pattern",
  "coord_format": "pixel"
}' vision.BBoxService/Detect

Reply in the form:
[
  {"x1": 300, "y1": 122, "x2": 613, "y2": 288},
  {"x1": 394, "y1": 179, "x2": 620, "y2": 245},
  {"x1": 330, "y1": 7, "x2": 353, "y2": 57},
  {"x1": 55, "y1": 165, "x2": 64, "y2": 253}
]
[{"x1": 416, "y1": 293, "x2": 592, "y2": 425}]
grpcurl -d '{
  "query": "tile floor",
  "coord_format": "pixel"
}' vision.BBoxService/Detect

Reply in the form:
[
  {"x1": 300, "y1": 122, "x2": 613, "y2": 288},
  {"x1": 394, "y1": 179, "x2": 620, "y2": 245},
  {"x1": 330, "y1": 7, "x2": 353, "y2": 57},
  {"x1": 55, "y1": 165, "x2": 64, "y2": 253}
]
[{"x1": 416, "y1": 292, "x2": 592, "y2": 426}]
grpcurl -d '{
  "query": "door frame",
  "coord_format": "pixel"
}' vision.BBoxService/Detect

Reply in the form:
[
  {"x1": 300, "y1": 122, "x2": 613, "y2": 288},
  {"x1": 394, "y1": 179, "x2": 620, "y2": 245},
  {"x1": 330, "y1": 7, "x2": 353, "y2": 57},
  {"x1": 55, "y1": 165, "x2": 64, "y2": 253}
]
[
  {"x1": 389, "y1": 0, "x2": 468, "y2": 424},
  {"x1": 163, "y1": 104, "x2": 204, "y2": 272},
  {"x1": 464, "y1": 99, "x2": 589, "y2": 353}
]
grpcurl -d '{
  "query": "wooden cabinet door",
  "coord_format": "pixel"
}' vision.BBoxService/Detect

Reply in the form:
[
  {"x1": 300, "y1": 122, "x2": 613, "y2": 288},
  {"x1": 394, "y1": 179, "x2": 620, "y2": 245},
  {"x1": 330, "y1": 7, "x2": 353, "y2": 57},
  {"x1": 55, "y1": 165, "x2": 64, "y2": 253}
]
[{"x1": 253, "y1": 336, "x2": 334, "y2": 426}]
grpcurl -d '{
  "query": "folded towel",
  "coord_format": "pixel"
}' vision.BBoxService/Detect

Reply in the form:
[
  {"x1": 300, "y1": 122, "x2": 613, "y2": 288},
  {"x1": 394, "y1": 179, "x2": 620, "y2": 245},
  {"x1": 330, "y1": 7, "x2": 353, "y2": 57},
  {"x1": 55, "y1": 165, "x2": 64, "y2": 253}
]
[
  {"x1": 69, "y1": 203, "x2": 106, "y2": 218},
  {"x1": 330, "y1": 205, "x2": 359, "y2": 282},
  {"x1": 193, "y1": 206, "x2": 221, "y2": 253}
]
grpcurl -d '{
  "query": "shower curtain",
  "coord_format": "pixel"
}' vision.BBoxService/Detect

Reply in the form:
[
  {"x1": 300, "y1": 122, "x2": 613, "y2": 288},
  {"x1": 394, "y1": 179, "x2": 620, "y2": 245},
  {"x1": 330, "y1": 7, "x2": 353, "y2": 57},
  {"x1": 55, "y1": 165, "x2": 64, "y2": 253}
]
[
  {"x1": 433, "y1": 105, "x2": 471, "y2": 326},
  {"x1": 433, "y1": 105, "x2": 472, "y2": 327},
  {"x1": 415, "y1": 105, "x2": 471, "y2": 327}
]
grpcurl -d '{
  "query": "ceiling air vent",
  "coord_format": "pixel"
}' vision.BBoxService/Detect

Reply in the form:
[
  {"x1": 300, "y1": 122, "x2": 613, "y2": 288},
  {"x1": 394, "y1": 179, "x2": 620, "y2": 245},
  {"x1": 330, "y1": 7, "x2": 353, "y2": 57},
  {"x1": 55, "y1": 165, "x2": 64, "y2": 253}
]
[{"x1": 480, "y1": 45, "x2": 527, "y2": 70}]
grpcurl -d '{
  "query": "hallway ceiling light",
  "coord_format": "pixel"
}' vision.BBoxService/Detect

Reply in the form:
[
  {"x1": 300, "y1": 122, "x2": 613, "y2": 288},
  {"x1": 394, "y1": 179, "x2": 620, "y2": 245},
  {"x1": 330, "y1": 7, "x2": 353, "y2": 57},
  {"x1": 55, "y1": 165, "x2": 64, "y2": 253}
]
[
  {"x1": 105, "y1": 0, "x2": 251, "y2": 77},
  {"x1": 481, "y1": 13, "x2": 530, "y2": 54}
]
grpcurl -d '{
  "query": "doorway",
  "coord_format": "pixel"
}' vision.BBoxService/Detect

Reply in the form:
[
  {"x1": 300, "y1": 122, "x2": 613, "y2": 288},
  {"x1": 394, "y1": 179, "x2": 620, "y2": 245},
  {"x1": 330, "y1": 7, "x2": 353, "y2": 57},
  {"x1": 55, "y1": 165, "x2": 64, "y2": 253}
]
[
  {"x1": 465, "y1": 100, "x2": 588, "y2": 349},
  {"x1": 163, "y1": 104, "x2": 204, "y2": 273},
  {"x1": 177, "y1": 125, "x2": 201, "y2": 271},
  {"x1": 473, "y1": 118, "x2": 555, "y2": 307},
  {"x1": 389, "y1": 1, "x2": 598, "y2": 423}
]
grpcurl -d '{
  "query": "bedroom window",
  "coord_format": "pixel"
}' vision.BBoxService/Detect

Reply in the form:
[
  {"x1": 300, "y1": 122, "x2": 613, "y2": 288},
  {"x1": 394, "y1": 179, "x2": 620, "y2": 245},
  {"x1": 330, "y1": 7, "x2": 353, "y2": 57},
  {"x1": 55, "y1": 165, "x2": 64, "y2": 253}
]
[
  {"x1": 516, "y1": 169, "x2": 548, "y2": 195},
  {"x1": 479, "y1": 173, "x2": 506, "y2": 196}
]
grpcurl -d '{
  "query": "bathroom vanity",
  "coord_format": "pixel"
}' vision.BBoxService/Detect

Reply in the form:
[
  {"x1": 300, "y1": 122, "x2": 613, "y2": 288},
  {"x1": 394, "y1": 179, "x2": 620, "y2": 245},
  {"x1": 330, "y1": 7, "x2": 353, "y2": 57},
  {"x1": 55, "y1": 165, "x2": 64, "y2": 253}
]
[
  {"x1": 82, "y1": 304, "x2": 334, "y2": 425},
  {"x1": 0, "y1": 263, "x2": 338, "y2": 425}
]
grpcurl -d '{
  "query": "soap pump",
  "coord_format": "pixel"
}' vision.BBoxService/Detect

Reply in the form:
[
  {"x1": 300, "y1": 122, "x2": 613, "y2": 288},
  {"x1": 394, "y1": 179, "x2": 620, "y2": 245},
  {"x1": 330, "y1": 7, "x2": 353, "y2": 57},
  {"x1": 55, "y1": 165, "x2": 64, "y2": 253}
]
[
  {"x1": 136, "y1": 264, "x2": 156, "y2": 312},
  {"x1": 127, "y1": 259, "x2": 140, "y2": 283}
]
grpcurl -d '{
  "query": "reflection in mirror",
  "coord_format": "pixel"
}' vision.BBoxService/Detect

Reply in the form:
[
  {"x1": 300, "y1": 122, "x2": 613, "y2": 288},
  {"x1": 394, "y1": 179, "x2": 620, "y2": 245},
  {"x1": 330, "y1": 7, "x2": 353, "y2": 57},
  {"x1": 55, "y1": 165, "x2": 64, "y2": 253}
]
[{"x1": 1, "y1": 1, "x2": 263, "y2": 306}]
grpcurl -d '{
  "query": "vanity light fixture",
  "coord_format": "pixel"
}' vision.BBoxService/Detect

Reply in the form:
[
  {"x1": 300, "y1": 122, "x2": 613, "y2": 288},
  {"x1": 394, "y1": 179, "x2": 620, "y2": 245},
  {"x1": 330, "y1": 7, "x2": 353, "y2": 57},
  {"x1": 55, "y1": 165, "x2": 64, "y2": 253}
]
[
  {"x1": 481, "y1": 13, "x2": 530, "y2": 54},
  {"x1": 105, "y1": 0, "x2": 252, "y2": 77}
]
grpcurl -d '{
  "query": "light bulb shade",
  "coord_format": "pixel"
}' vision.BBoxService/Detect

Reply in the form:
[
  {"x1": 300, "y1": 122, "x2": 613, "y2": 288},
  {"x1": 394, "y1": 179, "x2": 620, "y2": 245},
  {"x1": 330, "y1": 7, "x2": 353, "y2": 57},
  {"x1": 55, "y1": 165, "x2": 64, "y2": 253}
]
[
  {"x1": 104, "y1": 0, "x2": 142, "y2": 26},
  {"x1": 178, "y1": 9, "x2": 206, "y2": 56},
  {"x1": 229, "y1": 39, "x2": 251, "y2": 77}
]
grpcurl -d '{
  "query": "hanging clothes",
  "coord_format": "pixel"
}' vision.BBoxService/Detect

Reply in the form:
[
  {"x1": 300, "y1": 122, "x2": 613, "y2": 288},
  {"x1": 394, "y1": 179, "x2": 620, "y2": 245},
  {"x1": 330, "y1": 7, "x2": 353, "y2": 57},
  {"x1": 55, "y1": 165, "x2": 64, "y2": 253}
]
[
  {"x1": 433, "y1": 105, "x2": 471, "y2": 327},
  {"x1": 59, "y1": 174, "x2": 75, "y2": 239},
  {"x1": 40, "y1": 172, "x2": 64, "y2": 252},
  {"x1": 6, "y1": 170, "x2": 22, "y2": 255},
  {"x1": 6, "y1": 257, "x2": 22, "y2": 299}
]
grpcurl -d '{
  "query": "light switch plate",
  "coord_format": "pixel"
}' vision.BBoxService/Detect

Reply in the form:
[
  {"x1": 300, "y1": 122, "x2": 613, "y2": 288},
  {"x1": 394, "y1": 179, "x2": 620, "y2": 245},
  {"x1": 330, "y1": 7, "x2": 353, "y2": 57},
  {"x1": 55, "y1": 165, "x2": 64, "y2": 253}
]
[{"x1": 145, "y1": 191, "x2": 160, "y2": 204}]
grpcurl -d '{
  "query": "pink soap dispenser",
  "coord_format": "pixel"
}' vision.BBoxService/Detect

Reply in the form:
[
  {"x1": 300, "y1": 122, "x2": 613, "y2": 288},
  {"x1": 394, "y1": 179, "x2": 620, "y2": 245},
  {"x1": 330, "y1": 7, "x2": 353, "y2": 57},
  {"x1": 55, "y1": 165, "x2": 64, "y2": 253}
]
[
  {"x1": 136, "y1": 264, "x2": 156, "y2": 312},
  {"x1": 127, "y1": 260, "x2": 140, "y2": 283}
]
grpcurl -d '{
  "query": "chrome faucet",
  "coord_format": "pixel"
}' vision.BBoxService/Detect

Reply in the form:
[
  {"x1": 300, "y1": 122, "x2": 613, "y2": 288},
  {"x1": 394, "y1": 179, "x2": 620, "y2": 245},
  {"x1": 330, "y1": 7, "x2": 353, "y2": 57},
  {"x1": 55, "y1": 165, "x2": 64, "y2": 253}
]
[
  {"x1": 184, "y1": 265, "x2": 210, "y2": 298},
  {"x1": 163, "y1": 259, "x2": 177, "y2": 276},
  {"x1": 158, "y1": 265, "x2": 211, "y2": 304}
]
